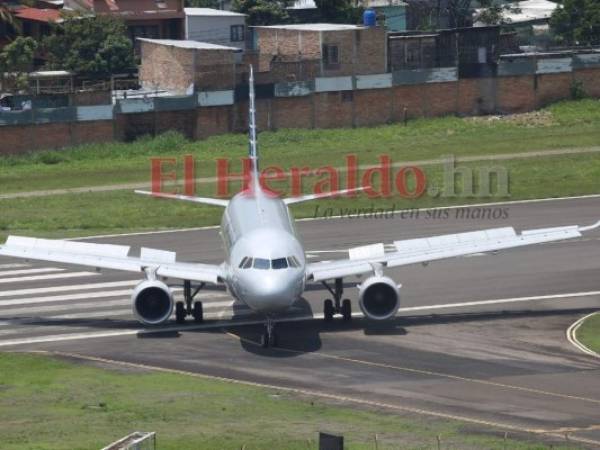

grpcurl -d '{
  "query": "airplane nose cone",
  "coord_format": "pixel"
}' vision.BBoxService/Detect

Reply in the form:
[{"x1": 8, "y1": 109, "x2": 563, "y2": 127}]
[{"x1": 242, "y1": 274, "x2": 300, "y2": 313}]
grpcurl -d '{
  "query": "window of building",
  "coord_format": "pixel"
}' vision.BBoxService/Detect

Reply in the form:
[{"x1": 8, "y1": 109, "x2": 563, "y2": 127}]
[
  {"x1": 230, "y1": 25, "x2": 245, "y2": 42},
  {"x1": 322, "y1": 44, "x2": 340, "y2": 68}
]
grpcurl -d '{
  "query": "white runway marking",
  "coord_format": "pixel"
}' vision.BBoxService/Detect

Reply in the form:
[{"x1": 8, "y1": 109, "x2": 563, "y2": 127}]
[
  {"x1": 0, "y1": 272, "x2": 99, "y2": 284},
  {"x1": 0, "y1": 290, "x2": 598, "y2": 347},
  {"x1": 0, "y1": 267, "x2": 65, "y2": 277},
  {"x1": 0, "y1": 289, "x2": 133, "y2": 306},
  {"x1": 566, "y1": 312, "x2": 600, "y2": 358},
  {"x1": 398, "y1": 291, "x2": 600, "y2": 312},
  {"x1": 0, "y1": 263, "x2": 30, "y2": 270},
  {"x1": 0, "y1": 280, "x2": 139, "y2": 298}
]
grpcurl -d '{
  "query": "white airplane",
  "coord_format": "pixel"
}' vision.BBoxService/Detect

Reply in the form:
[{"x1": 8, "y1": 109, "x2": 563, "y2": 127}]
[{"x1": 1, "y1": 67, "x2": 599, "y2": 347}]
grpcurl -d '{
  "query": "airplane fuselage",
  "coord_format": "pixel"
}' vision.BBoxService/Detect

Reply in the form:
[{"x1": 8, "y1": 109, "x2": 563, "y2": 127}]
[{"x1": 220, "y1": 189, "x2": 306, "y2": 315}]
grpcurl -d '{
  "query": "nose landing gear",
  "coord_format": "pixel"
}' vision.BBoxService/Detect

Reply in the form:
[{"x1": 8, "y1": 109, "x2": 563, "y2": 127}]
[
  {"x1": 322, "y1": 278, "x2": 352, "y2": 323},
  {"x1": 261, "y1": 317, "x2": 278, "y2": 348}
]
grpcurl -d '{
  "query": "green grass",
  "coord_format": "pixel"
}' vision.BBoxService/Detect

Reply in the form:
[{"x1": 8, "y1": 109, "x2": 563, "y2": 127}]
[
  {"x1": 0, "y1": 151, "x2": 599, "y2": 239},
  {"x1": 0, "y1": 353, "x2": 579, "y2": 450},
  {"x1": 1, "y1": 99, "x2": 600, "y2": 238},
  {"x1": 577, "y1": 313, "x2": 600, "y2": 354},
  {"x1": 0, "y1": 99, "x2": 599, "y2": 194}
]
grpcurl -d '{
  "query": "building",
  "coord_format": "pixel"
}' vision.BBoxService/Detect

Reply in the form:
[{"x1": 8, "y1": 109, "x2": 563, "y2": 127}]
[
  {"x1": 363, "y1": 0, "x2": 407, "y2": 32},
  {"x1": 64, "y1": 0, "x2": 185, "y2": 44},
  {"x1": 138, "y1": 38, "x2": 242, "y2": 94},
  {"x1": 184, "y1": 8, "x2": 247, "y2": 51},
  {"x1": 254, "y1": 23, "x2": 387, "y2": 78}
]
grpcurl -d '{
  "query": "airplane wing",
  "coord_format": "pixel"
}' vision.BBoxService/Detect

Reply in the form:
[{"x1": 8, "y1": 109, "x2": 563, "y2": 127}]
[
  {"x1": 306, "y1": 220, "x2": 600, "y2": 282},
  {"x1": 0, "y1": 236, "x2": 224, "y2": 284}
]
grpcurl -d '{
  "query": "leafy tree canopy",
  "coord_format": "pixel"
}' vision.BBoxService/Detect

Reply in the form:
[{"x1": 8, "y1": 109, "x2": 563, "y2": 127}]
[
  {"x1": 550, "y1": 0, "x2": 600, "y2": 45},
  {"x1": 0, "y1": 36, "x2": 38, "y2": 92},
  {"x1": 232, "y1": 0, "x2": 290, "y2": 25},
  {"x1": 43, "y1": 15, "x2": 135, "y2": 77},
  {"x1": 186, "y1": 0, "x2": 221, "y2": 8},
  {"x1": 314, "y1": 0, "x2": 360, "y2": 23}
]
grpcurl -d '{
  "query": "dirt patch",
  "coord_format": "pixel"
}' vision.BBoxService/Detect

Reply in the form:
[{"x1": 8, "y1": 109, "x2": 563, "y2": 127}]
[{"x1": 467, "y1": 110, "x2": 557, "y2": 127}]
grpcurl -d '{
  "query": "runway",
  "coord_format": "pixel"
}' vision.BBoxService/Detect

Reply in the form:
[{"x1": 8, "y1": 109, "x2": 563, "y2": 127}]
[{"x1": 1, "y1": 195, "x2": 600, "y2": 446}]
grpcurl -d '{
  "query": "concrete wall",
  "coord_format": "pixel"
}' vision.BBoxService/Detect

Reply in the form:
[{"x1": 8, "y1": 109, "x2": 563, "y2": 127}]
[
  {"x1": 1, "y1": 53, "x2": 600, "y2": 155},
  {"x1": 185, "y1": 14, "x2": 246, "y2": 50}
]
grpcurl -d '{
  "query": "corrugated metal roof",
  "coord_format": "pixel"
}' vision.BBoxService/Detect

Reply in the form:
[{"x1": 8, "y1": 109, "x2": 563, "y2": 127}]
[
  {"x1": 14, "y1": 7, "x2": 61, "y2": 22},
  {"x1": 255, "y1": 23, "x2": 365, "y2": 31},
  {"x1": 184, "y1": 7, "x2": 246, "y2": 17},
  {"x1": 137, "y1": 38, "x2": 242, "y2": 51}
]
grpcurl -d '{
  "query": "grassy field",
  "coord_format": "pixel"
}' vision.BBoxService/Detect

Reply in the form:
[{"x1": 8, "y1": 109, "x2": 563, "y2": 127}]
[
  {"x1": 0, "y1": 353, "x2": 579, "y2": 450},
  {"x1": 577, "y1": 313, "x2": 600, "y2": 354},
  {"x1": 0, "y1": 99, "x2": 599, "y2": 238}
]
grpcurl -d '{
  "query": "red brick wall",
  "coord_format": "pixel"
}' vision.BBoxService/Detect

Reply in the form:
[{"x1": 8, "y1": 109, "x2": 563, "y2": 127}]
[
  {"x1": 574, "y1": 68, "x2": 600, "y2": 98},
  {"x1": 313, "y1": 92, "x2": 354, "y2": 128},
  {"x1": 392, "y1": 85, "x2": 426, "y2": 120},
  {"x1": 497, "y1": 75, "x2": 536, "y2": 113},
  {"x1": 196, "y1": 106, "x2": 231, "y2": 139},
  {"x1": 423, "y1": 82, "x2": 458, "y2": 117},
  {"x1": 272, "y1": 96, "x2": 313, "y2": 130},
  {"x1": 354, "y1": 89, "x2": 392, "y2": 127},
  {"x1": 0, "y1": 120, "x2": 114, "y2": 155},
  {"x1": 535, "y1": 72, "x2": 573, "y2": 107}
]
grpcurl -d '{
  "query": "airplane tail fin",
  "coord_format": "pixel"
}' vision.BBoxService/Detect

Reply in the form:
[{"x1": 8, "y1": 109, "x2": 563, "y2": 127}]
[{"x1": 248, "y1": 65, "x2": 260, "y2": 191}]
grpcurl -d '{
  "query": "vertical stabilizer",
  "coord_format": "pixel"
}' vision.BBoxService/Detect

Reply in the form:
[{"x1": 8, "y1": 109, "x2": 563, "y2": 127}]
[{"x1": 248, "y1": 65, "x2": 260, "y2": 191}]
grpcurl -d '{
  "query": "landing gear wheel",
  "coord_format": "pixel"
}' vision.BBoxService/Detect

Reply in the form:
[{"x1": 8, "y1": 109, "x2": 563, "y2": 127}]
[
  {"x1": 261, "y1": 332, "x2": 270, "y2": 348},
  {"x1": 175, "y1": 302, "x2": 186, "y2": 324},
  {"x1": 192, "y1": 301, "x2": 203, "y2": 322},
  {"x1": 341, "y1": 298, "x2": 352, "y2": 322},
  {"x1": 324, "y1": 299, "x2": 334, "y2": 322}
]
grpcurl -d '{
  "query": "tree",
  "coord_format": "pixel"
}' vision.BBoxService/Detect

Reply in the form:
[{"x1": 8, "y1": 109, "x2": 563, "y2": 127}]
[
  {"x1": 0, "y1": 36, "x2": 38, "y2": 92},
  {"x1": 550, "y1": 0, "x2": 600, "y2": 45},
  {"x1": 186, "y1": 0, "x2": 221, "y2": 8},
  {"x1": 43, "y1": 15, "x2": 135, "y2": 77},
  {"x1": 314, "y1": 0, "x2": 357, "y2": 23},
  {"x1": 476, "y1": 0, "x2": 521, "y2": 26},
  {"x1": 232, "y1": 0, "x2": 290, "y2": 25}
]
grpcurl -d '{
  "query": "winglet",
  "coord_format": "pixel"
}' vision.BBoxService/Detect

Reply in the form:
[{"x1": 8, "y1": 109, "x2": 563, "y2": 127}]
[
  {"x1": 579, "y1": 220, "x2": 600, "y2": 232},
  {"x1": 135, "y1": 190, "x2": 229, "y2": 207}
]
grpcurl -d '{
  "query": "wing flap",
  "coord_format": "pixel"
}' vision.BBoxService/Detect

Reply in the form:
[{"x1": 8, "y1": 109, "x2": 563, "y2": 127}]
[{"x1": 0, "y1": 236, "x2": 223, "y2": 284}]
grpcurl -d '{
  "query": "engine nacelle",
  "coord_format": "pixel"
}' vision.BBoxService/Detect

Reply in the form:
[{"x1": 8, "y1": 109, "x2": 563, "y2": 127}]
[
  {"x1": 358, "y1": 275, "x2": 400, "y2": 321},
  {"x1": 132, "y1": 280, "x2": 174, "y2": 325}
]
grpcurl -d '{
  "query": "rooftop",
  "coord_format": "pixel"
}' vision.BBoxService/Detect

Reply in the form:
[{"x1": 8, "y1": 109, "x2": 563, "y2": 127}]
[
  {"x1": 184, "y1": 7, "x2": 246, "y2": 17},
  {"x1": 255, "y1": 23, "x2": 366, "y2": 31},
  {"x1": 13, "y1": 7, "x2": 62, "y2": 23},
  {"x1": 137, "y1": 38, "x2": 242, "y2": 51}
]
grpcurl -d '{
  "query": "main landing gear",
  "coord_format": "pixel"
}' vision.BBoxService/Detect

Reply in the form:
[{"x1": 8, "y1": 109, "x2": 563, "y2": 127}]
[
  {"x1": 175, "y1": 280, "x2": 205, "y2": 324},
  {"x1": 322, "y1": 278, "x2": 352, "y2": 323},
  {"x1": 261, "y1": 317, "x2": 277, "y2": 348}
]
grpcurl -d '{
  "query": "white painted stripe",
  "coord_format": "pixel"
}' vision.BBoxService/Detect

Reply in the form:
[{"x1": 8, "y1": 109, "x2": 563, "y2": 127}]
[
  {"x1": 0, "y1": 288, "x2": 228, "y2": 307},
  {"x1": 566, "y1": 312, "x2": 600, "y2": 358},
  {"x1": 0, "y1": 298, "x2": 236, "y2": 317},
  {"x1": 49, "y1": 307, "x2": 252, "y2": 321},
  {"x1": 397, "y1": 291, "x2": 600, "y2": 312},
  {"x1": 0, "y1": 289, "x2": 133, "y2": 306},
  {"x1": 0, "y1": 267, "x2": 65, "y2": 277},
  {"x1": 0, "y1": 280, "x2": 140, "y2": 298},
  {"x1": 68, "y1": 193, "x2": 600, "y2": 240},
  {"x1": 0, "y1": 272, "x2": 99, "y2": 284},
  {"x1": 0, "y1": 290, "x2": 598, "y2": 347},
  {"x1": 0, "y1": 263, "x2": 30, "y2": 270}
]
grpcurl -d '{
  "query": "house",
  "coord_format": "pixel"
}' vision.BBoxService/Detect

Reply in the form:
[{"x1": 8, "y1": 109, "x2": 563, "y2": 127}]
[
  {"x1": 254, "y1": 23, "x2": 387, "y2": 78},
  {"x1": 138, "y1": 38, "x2": 242, "y2": 93},
  {"x1": 363, "y1": 0, "x2": 407, "y2": 32},
  {"x1": 63, "y1": 0, "x2": 185, "y2": 45},
  {"x1": 184, "y1": 8, "x2": 247, "y2": 51}
]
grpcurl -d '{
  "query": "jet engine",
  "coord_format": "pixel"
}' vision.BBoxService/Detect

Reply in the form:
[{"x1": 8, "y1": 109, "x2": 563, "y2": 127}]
[
  {"x1": 132, "y1": 280, "x2": 174, "y2": 325},
  {"x1": 358, "y1": 275, "x2": 400, "y2": 321}
]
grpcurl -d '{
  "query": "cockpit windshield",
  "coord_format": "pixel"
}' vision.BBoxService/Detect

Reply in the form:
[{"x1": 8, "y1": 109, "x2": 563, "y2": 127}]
[{"x1": 238, "y1": 255, "x2": 300, "y2": 270}]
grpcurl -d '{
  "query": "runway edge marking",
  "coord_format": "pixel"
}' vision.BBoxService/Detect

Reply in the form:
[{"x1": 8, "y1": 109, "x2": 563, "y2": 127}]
[
  {"x1": 567, "y1": 312, "x2": 600, "y2": 359},
  {"x1": 16, "y1": 350, "x2": 600, "y2": 448}
]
